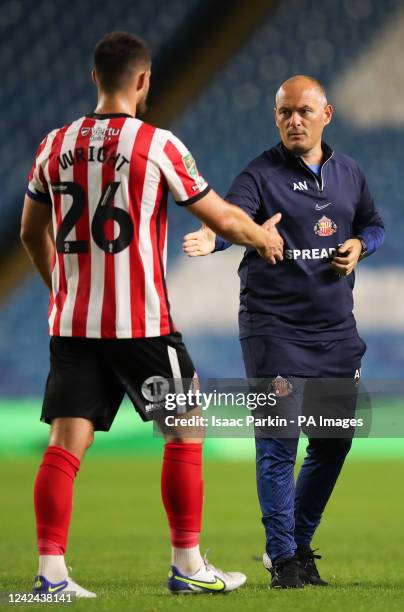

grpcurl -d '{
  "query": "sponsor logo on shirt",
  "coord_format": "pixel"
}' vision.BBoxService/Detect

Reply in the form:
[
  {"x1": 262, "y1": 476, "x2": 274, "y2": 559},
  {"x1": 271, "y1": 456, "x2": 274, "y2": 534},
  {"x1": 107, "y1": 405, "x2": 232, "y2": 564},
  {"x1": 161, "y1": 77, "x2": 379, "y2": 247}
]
[
  {"x1": 314, "y1": 215, "x2": 337, "y2": 236},
  {"x1": 315, "y1": 202, "x2": 332, "y2": 211},
  {"x1": 192, "y1": 176, "x2": 207, "y2": 192},
  {"x1": 80, "y1": 126, "x2": 121, "y2": 141},
  {"x1": 284, "y1": 247, "x2": 337, "y2": 260}
]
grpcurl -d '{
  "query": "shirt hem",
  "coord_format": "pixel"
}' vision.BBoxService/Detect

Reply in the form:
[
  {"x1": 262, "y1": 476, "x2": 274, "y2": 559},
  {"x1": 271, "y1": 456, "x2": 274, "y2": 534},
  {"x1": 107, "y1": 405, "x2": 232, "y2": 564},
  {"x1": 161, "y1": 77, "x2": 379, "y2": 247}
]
[
  {"x1": 49, "y1": 326, "x2": 175, "y2": 339},
  {"x1": 176, "y1": 185, "x2": 211, "y2": 206},
  {"x1": 27, "y1": 188, "x2": 51, "y2": 204}
]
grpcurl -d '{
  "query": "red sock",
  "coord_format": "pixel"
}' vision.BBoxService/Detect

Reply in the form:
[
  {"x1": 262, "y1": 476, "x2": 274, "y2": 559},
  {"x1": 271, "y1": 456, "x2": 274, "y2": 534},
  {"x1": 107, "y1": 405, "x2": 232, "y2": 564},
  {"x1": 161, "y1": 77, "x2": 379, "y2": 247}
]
[
  {"x1": 34, "y1": 445, "x2": 80, "y2": 555},
  {"x1": 161, "y1": 442, "x2": 203, "y2": 548}
]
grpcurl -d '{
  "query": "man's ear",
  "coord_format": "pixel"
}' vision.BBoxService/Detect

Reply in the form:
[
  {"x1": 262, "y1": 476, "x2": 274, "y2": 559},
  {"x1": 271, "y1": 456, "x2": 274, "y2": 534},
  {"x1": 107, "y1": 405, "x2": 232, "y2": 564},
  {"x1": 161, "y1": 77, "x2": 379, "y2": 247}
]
[
  {"x1": 91, "y1": 69, "x2": 97, "y2": 86},
  {"x1": 324, "y1": 103, "x2": 333, "y2": 126},
  {"x1": 136, "y1": 70, "x2": 149, "y2": 92}
]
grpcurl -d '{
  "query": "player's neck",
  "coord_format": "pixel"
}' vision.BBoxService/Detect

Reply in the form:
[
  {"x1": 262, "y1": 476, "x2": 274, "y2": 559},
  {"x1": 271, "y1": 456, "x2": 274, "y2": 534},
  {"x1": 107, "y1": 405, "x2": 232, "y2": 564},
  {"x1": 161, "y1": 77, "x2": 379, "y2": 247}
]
[
  {"x1": 94, "y1": 94, "x2": 136, "y2": 118},
  {"x1": 299, "y1": 143, "x2": 323, "y2": 166}
]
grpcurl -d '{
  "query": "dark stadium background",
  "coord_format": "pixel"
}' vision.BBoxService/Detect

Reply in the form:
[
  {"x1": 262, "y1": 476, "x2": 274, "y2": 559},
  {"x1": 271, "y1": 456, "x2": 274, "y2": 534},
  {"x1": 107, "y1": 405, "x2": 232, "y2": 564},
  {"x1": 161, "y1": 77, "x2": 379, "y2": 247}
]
[
  {"x1": 1, "y1": 3, "x2": 404, "y2": 608},
  {"x1": 1, "y1": 0, "x2": 403, "y2": 447}
]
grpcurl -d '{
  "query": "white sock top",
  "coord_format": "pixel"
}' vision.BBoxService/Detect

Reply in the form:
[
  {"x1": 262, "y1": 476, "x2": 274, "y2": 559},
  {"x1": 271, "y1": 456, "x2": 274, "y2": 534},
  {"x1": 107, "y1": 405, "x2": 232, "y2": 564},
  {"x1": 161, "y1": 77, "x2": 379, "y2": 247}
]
[
  {"x1": 172, "y1": 545, "x2": 203, "y2": 575},
  {"x1": 38, "y1": 555, "x2": 68, "y2": 582}
]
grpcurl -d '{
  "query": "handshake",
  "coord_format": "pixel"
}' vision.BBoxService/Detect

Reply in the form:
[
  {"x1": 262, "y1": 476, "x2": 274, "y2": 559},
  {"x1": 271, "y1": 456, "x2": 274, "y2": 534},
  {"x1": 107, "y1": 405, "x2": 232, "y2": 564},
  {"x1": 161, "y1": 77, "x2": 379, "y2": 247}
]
[{"x1": 183, "y1": 213, "x2": 284, "y2": 265}]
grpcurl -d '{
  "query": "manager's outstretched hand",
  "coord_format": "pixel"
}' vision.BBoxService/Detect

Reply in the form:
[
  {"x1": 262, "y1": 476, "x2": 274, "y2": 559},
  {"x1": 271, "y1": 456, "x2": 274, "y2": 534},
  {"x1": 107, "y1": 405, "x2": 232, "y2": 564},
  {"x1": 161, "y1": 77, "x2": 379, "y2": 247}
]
[
  {"x1": 183, "y1": 224, "x2": 216, "y2": 256},
  {"x1": 183, "y1": 213, "x2": 284, "y2": 265}
]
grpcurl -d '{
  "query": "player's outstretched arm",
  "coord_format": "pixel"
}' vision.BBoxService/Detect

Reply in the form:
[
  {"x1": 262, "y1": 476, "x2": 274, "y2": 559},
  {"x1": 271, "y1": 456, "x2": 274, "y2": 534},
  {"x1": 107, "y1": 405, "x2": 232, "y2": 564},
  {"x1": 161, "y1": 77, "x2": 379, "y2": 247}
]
[
  {"x1": 20, "y1": 195, "x2": 53, "y2": 290},
  {"x1": 187, "y1": 189, "x2": 283, "y2": 264}
]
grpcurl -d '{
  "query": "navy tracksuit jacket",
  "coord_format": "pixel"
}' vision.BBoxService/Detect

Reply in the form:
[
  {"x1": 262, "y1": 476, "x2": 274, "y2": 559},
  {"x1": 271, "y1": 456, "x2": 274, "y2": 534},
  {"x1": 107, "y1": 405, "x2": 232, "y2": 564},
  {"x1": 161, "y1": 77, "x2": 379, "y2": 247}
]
[{"x1": 215, "y1": 141, "x2": 384, "y2": 342}]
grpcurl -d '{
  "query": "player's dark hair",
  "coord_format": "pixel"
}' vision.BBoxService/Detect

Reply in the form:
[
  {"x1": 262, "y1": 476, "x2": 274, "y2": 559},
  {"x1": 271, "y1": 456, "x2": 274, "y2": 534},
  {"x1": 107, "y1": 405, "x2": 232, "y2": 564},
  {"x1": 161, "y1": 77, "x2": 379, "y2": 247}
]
[{"x1": 94, "y1": 32, "x2": 151, "y2": 93}]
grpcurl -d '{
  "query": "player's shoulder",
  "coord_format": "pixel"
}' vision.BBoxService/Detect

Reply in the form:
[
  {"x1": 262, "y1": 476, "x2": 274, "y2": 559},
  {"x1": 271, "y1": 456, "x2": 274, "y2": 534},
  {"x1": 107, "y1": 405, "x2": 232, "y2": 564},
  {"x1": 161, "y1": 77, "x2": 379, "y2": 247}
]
[
  {"x1": 247, "y1": 142, "x2": 299, "y2": 173},
  {"x1": 32, "y1": 125, "x2": 64, "y2": 163},
  {"x1": 35, "y1": 119, "x2": 79, "y2": 157},
  {"x1": 138, "y1": 123, "x2": 191, "y2": 161},
  {"x1": 145, "y1": 123, "x2": 182, "y2": 149},
  {"x1": 236, "y1": 151, "x2": 268, "y2": 174},
  {"x1": 49, "y1": 116, "x2": 84, "y2": 138},
  {"x1": 236, "y1": 148, "x2": 284, "y2": 182},
  {"x1": 129, "y1": 120, "x2": 169, "y2": 143},
  {"x1": 331, "y1": 151, "x2": 364, "y2": 176}
]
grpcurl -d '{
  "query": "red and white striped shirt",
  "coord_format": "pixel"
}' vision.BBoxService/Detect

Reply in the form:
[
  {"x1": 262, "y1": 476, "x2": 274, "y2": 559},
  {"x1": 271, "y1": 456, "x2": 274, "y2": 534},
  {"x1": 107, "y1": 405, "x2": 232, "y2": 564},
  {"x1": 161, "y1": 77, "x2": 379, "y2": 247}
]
[{"x1": 27, "y1": 113, "x2": 210, "y2": 338}]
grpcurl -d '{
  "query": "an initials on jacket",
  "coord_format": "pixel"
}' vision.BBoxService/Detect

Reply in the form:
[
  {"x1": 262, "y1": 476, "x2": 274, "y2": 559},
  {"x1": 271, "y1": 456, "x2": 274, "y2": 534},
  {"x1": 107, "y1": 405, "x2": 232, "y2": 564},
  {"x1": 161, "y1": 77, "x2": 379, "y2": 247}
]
[{"x1": 293, "y1": 181, "x2": 308, "y2": 191}]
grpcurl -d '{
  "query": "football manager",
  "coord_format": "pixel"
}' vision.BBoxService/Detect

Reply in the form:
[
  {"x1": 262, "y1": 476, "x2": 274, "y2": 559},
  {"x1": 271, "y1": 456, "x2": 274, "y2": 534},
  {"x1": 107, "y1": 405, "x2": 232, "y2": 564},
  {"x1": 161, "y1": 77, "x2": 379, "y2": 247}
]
[{"x1": 183, "y1": 75, "x2": 385, "y2": 588}]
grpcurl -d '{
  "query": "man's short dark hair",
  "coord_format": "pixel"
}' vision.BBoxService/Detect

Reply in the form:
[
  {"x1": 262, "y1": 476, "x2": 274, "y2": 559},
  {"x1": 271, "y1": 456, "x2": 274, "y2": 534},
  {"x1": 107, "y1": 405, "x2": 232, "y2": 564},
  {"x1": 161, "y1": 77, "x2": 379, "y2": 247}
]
[{"x1": 94, "y1": 32, "x2": 151, "y2": 93}]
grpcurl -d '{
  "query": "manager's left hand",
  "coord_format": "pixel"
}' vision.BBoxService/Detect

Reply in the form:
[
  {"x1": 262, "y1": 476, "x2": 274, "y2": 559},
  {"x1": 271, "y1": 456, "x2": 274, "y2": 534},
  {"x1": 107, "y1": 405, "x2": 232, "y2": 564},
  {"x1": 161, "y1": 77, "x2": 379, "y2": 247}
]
[{"x1": 330, "y1": 238, "x2": 363, "y2": 276}]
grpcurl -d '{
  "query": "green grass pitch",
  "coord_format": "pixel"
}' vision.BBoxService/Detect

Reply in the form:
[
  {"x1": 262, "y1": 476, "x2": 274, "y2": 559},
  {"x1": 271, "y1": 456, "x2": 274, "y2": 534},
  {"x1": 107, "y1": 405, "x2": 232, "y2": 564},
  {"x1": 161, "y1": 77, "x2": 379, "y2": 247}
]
[{"x1": 1, "y1": 455, "x2": 404, "y2": 611}]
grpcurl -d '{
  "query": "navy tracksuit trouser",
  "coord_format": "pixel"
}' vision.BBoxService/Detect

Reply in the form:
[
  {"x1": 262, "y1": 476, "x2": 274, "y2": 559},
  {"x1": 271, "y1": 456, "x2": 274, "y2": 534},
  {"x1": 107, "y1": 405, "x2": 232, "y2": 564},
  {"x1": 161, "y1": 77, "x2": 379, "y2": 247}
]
[{"x1": 241, "y1": 334, "x2": 366, "y2": 563}]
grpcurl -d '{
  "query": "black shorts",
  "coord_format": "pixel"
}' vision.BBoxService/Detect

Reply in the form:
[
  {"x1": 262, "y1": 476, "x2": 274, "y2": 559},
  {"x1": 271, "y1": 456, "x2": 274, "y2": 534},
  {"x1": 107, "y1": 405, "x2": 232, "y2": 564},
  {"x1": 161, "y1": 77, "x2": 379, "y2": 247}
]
[{"x1": 42, "y1": 333, "x2": 195, "y2": 431}]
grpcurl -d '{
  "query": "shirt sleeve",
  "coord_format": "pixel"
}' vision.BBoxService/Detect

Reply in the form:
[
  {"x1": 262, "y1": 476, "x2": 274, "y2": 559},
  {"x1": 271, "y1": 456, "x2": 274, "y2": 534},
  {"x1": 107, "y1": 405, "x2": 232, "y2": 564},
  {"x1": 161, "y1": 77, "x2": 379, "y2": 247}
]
[
  {"x1": 214, "y1": 170, "x2": 261, "y2": 252},
  {"x1": 27, "y1": 136, "x2": 52, "y2": 205},
  {"x1": 353, "y1": 168, "x2": 385, "y2": 257},
  {"x1": 159, "y1": 132, "x2": 211, "y2": 206}
]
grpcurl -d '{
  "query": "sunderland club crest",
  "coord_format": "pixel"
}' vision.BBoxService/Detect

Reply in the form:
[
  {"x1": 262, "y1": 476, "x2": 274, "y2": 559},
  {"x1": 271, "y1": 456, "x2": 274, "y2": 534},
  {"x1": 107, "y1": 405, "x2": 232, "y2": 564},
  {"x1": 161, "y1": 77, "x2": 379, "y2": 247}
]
[
  {"x1": 271, "y1": 375, "x2": 293, "y2": 397},
  {"x1": 314, "y1": 215, "x2": 337, "y2": 237}
]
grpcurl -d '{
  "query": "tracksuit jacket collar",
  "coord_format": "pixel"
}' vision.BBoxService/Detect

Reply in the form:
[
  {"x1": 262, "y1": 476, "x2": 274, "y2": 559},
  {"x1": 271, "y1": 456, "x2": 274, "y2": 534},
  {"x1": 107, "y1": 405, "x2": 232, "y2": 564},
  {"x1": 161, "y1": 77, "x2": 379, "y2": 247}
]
[
  {"x1": 272, "y1": 141, "x2": 334, "y2": 192},
  {"x1": 274, "y1": 141, "x2": 334, "y2": 167}
]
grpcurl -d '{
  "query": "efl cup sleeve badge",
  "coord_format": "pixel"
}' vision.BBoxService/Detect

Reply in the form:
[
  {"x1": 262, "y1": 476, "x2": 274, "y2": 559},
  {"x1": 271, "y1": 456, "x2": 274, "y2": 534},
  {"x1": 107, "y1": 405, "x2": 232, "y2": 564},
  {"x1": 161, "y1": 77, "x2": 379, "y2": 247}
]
[
  {"x1": 182, "y1": 153, "x2": 200, "y2": 180},
  {"x1": 182, "y1": 153, "x2": 207, "y2": 192},
  {"x1": 314, "y1": 215, "x2": 337, "y2": 237}
]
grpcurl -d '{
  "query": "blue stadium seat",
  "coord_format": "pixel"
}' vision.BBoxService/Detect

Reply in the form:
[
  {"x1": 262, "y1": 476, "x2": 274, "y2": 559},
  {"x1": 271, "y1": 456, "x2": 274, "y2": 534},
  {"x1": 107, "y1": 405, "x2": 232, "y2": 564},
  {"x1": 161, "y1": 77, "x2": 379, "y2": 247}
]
[{"x1": 0, "y1": 0, "x2": 201, "y2": 244}]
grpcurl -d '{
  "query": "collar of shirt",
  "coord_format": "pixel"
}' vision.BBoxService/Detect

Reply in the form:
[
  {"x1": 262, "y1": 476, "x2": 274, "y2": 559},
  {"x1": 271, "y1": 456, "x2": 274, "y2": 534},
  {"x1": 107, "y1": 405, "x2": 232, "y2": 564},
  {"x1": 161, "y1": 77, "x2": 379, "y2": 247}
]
[{"x1": 275, "y1": 141, "x2": 334, "y2": 167}]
